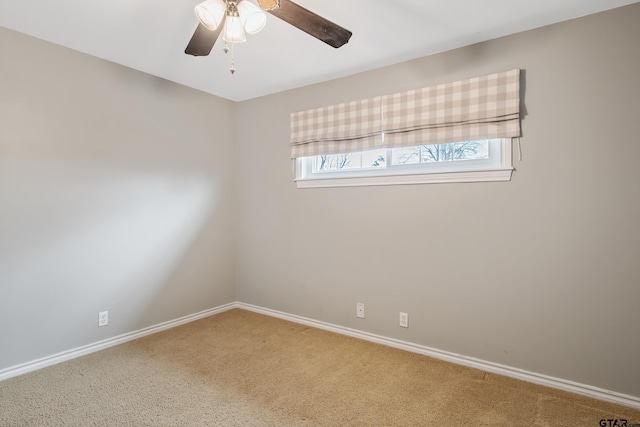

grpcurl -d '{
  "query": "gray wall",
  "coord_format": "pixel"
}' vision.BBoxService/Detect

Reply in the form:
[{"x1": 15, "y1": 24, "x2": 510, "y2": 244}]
[
  {"x1": 236, "y1": 3, "x2": 640, "y2": 398},
  {"x1": 0, "y1": 27, "x2": 237, "y2": 369}
]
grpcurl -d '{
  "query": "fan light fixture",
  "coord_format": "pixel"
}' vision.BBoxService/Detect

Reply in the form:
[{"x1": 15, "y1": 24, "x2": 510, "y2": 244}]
[{"x1": 194, "y1": 0, "x2": 267, "y2": 74}]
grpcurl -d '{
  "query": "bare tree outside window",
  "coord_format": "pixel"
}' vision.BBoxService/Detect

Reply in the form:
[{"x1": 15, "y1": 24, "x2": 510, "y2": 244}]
[
  {"x1": 315, "y1": 148, "x2": 387, "y2": 172},
  {"x1": 392, "y1": 141, "x2": 488, "y2": 165},
  {"x1": 316, "y1": 154, "x2": 351, "y2": 171},
  {"x1": 422, "y1": 141, "x2": 488, "y2": 163}
]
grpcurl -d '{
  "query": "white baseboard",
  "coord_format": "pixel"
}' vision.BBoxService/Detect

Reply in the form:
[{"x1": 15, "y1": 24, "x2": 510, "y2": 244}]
[
  {"x1": 2, "y1": 301, "x2": 638, "y2": 411},
  {"x1": 236, "y1": 302, "x2": 640, "y2": 410},
  {"x1": 0, "y1": 303, "x2": 236, "y2": 382}
]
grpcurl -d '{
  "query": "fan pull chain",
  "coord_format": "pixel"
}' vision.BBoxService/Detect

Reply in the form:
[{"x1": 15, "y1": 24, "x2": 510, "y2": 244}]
[
  {"x1": 230, "y1": 42, "x2": 236, "y2": 74},
  {"x1": 222, "y1": 41, "x2": 236, "y2": 75}
]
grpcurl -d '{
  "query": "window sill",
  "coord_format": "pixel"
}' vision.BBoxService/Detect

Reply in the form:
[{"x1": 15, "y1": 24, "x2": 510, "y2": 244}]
[{"x1": 295, "y1": 168, "x2": 514, "y2": 188}]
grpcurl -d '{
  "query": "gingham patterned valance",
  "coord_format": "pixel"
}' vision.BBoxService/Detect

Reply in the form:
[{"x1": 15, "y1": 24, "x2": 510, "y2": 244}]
[
  {"x1": 381, "y1": 69, "x2": 521, "y2": 148},
  {"x1": 290, "y1": 96, "x2": 383, "y2": 159},
  {"x1": 290, "y1": 69, "x2": 520, "y2": 158}
]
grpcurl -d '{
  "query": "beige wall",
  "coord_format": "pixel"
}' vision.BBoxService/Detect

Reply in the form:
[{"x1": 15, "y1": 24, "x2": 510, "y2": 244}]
[
  {"x1": 0, "y1": 27, "x2": 237, "y2": 369},
  {"x1": 235, "y1": 3, "x2": 640, "y2": 397}
]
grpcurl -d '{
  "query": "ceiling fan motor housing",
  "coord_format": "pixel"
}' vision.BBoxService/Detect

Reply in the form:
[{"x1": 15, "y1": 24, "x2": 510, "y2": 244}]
[{"x1": 257, "y1": 0, "x2": 280, "y2": 11}]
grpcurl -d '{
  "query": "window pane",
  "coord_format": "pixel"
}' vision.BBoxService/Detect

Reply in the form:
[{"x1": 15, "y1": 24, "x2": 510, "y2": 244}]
[
  {"x1": 452, "y1": 141, "x2": 489, "y2": 160},
  {"x1": 315, "y1": 155, "x2": 337, "y2": 171},
  {"x1": 420, "y1": 143, "x2": 450, "y2": 163},
  {"x1": 314, "y1": 153, "x2": 360, "y2": 171},
  {"x1": 299, "y1": 139, "x2": 509, "y2": 187},
  {"x1": 419, "y1": 140, "x2": 489, "y2": 163},
  {"x1": 361, "y1": 149, "x2": 387, "y2": 169},
  {"x1": 313, "y1": 140, "x2": 494, "y2": 173},
  {"x1": 391, "y1": 146, "x2": 421, "y2": 165},
  {"x1": 341, "y1": 152, "x2": 362, "y2": 170}
]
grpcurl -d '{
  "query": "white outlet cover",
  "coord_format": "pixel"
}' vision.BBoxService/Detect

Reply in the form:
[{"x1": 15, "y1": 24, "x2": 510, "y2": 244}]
[
  {"x1": 400, "y1": 312, "x2": 409, "y2": 328},
  {"x1": 98, "y1": 311, "x2": 108, "y2": 327}
]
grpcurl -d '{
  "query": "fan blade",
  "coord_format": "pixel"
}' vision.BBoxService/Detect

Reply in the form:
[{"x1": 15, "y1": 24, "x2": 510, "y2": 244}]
[
  {"x1": 267, "y1": 0, "x2": 352, "y2": 48},
  {"x1": 185, "y1": 20, "x2": 225, "y2": 56}
]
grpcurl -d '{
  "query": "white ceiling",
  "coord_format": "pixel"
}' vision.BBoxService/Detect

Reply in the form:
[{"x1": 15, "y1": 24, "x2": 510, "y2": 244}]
[{"x1": 0, "y1": 0, "x2": 636, "y2": 101}]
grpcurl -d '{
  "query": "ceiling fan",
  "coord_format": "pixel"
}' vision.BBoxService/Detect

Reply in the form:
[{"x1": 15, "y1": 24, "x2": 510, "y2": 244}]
[{"x1": 185, "y1": 0, "x2": 352, "y2": 73}]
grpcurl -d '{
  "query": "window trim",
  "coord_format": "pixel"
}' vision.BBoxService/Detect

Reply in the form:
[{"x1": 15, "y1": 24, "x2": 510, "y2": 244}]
[{"x1": 294, "y1": 139, "x2": 513, "y2": 188}]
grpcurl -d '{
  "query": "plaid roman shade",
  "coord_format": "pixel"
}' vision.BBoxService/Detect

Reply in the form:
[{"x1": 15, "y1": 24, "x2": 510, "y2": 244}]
[
  {"x1": 289, "y1": 97, "x2": 383, "y2": 158},
  {"x1": 381, "y1": 69, "x2": 521, "y2": 148},
  {"x1": 289, "y1": 69, "x2": 521, "y2": 158}
]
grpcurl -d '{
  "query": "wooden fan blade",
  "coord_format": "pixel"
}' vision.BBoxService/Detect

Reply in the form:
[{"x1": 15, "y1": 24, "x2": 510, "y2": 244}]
[
  {"x1": 185, "y1": 20, "x2": 225, "y2": 56},
  {"x1": 267, "y1": 0, "x2": 352, "y2": 48}
]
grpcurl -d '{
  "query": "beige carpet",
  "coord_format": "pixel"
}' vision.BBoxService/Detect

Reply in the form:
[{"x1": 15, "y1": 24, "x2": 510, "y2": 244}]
[{"x1": 1, "y1": 309, "x2": 638, "y2": 426}]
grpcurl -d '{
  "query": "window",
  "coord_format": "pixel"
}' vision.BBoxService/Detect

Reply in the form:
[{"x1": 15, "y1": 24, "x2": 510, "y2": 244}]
[
  {"x1": 290, "y1": 69, "x2": 521, "y2": 188},
  {"x1": 295, "y1": 138, "x2": 513, "y2": 188}
]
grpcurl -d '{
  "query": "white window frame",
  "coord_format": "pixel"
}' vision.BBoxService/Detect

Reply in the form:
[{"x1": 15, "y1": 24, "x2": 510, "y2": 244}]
[{"x1": 294, "y1": 139, "x2": 513, "y2": 188}]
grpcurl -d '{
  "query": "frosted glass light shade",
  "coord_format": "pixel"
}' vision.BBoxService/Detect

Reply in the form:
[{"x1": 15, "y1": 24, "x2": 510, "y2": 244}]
[
  {"x1": 237, "y1": 0, "x2": 267, "y2": 34},
  {"x1": 223, "y1": 15, "x2": 247, "y2": 43},
  {"x1": 195, "y1": 0, "x2": 226, "y2": 30}
]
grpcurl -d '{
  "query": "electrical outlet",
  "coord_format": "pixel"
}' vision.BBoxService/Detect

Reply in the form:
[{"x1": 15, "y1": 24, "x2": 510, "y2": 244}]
[
  {"x1": 98, "y1": 311, "x2": 108, "y2": 327},
  {"x1": 399, "y1": 312, "x2": 408, "y2": 328},
  {"x1": 356, "y1": 303, "x2": 365, "y2": 319}
]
